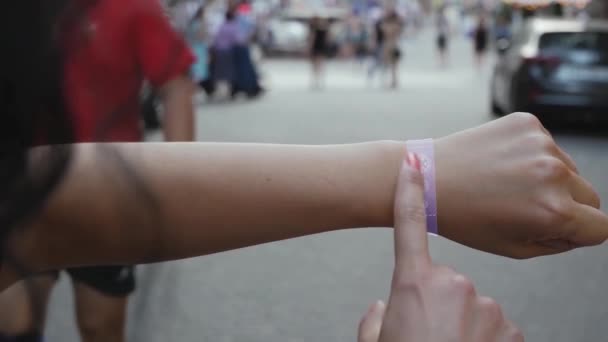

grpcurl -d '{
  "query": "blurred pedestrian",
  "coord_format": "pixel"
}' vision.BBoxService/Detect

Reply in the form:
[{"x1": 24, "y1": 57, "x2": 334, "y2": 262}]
[
  {"x1": 309, "y1": 16, "x2": 330, "y2": 89},
  {"x1": 436, "y1": 6, "x2": 450, "y2": 68},
  {"x1": 380, "y1": 9, "x2": 404, "y2": 89},
  {"x1": 494, "y1": 15, "x2": 512, "y2": 51},
  {"x1": 233, "y1": 1, "x2": 265, "y2": 98},
  {"x1": 213, "y1": 9, "x2": 240, "y2": 97},
  {"x1": 473, "y1": 14, "x2": 489, "y2": 70},
  {"x1": 346, "y1": 11, "x2": 369, "y2": 65},
  {"x1": 367, "y1": 12, "x2": 386, "y2": 86},
  {"x1": 187, "y1": 6, "x2": 215, "y2": 97},
  {"x1": 0, "y1": 0, "x2": 196, "y2": 341}
]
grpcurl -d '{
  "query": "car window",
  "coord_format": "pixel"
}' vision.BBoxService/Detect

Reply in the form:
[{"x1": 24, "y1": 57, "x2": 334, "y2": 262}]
[{"x1": 539, "y1": 32, "x2": 608, "y2": 52}]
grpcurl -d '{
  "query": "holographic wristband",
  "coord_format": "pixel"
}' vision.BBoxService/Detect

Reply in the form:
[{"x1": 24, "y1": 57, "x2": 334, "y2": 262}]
[{"x1": 406, "y1": 139, "x2": 438, "y2": 235}]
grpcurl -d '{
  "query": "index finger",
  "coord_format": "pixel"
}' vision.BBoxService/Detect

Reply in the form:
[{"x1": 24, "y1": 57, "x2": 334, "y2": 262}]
[{"x1": 393, "y1": 153, "x2": 431, "y2": 271}]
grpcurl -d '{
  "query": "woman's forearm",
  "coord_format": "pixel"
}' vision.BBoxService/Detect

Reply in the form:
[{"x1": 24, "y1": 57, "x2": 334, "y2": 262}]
[
  {"x1": 12, "y1": 141, "x2": 406, "y2": 273},
  {"x1": 5, "y1": 113, "x2": 607, "y2": 288}
]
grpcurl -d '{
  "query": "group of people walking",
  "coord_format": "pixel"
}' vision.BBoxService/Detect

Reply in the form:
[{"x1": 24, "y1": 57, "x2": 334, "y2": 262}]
[
  {"x1": 185, "y1": 1, "x2": 264, "y2": 99},
  {"x1": 307, "y1": 8, "x2": 405, "y2": 90},
  {"x1": 434, "y1": 6, "x2": 494, "y2": 70},
  {"x1": 305, "y1": 5, "x2": 493, "y2": 90}
]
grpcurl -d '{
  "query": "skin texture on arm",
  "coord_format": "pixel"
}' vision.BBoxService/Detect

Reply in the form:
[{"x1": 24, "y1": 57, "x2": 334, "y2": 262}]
[
  {"x1": 2, "y1": 141, "x2": 405, "y2": 288},
  {"x1": 160, "y1": 75, "x2": 196, "y2": 142},
  {"x1": 2, "y1": 113, "x2": 607, "y2": 290}
]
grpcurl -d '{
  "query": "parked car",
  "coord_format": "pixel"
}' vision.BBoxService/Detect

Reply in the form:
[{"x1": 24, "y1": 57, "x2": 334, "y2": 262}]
[
  {"x1": 262, "y1": 16, "x2": 310, "y2": 55},
  {"x1": 260, "y1": 8, "x2": 347, "y2": 56},
  {"x1": 490, "y1": 18, "x2": 608, "y2": 121}
]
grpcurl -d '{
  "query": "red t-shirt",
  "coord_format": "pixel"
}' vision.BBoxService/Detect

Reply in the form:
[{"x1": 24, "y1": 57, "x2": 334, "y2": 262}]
[{"x1": 63, "y1": 0, "x2": 194, "y2": 142}]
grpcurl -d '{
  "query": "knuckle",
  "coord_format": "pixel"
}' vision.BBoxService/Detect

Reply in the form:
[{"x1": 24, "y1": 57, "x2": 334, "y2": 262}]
[
  {"x1": 435, "y1": 265, "x2": 456, "y2": 274},
  {"x1": 540, "y1": 198, "x2": 574, "y2": 226},
  {"x1": 532, "y1": 133, "x2": 557, "y2": 153},
  {"x1": 512, "y1": 112, "x2": 541, "y2": 129},
  {"x1": 478, "y1": 296, "x2": 504, "y2": 321},
  {"x1": 533, "y1": 156, "x2": 568, "y2": 180},
  {"x1": 507, "y1": 324, "x2": 525, "y2": 342},
  {"x1": 449, "y1": 274, "x2": 476, "y2": 297},
  {"x1": 391, "y1": 274, "x2": 424, "y2": 295},
  {"x1": 512, "y1": 331, "x2": 525, "y2": 342}
]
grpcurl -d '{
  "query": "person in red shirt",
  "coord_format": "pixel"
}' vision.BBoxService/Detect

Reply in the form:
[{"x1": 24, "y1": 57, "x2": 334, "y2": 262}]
[{"x1": 0, "y1": 0, "x2": 195, "y2": 341}]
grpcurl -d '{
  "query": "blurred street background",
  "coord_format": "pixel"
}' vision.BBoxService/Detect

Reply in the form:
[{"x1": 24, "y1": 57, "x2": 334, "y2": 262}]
[{"x1": 37, "y1": 0, "x2": 608, "y2": 340}]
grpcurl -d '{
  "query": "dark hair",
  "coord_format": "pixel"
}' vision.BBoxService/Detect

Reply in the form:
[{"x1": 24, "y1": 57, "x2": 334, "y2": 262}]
[
  {"x1": 0, "y1": 0, "x2": 80, "y2": 326},
  {"x1": 1, "y1": 0, "x2": 76, "y2": 240}
]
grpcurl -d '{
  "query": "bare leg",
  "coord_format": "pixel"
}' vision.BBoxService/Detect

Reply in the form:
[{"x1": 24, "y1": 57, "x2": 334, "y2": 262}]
[
  {"x1": 439, "y1": 49, "x2": 448, "y2": 68},
  {"x1": 0, "y1": 275, "x2": 55, "y2": 336},
  {"x1": 311, "y1": 56, "x2": 325, "y2": 89},
  {"x1": 437, "y1": 50, "x2": 443, "y2": 68},
  {"x1": 318, "y1": 56, "x2": 325, "y2": 89},
  {"x1": 73, "y1": 282, "x2": 128, "y2": 342},
  {"x1": 389, "y1": 61, "x2": 399, "y2": 89},
  {"x1": 311, "y1": 56, "x2": 320, "y2": 89},
  {"x1": 475, "y1": 51, "x2": 484, "y2": 71}
]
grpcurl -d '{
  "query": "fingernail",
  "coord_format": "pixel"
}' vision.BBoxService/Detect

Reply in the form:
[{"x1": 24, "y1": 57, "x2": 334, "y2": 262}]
[{"x1": 406, "y1": 152, "x2": 421, "y2": 172}]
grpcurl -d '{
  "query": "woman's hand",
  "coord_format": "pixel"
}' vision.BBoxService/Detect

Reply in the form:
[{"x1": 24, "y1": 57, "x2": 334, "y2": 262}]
[
  {"x1": 435, "y1": 112, "x2": 608, "y2": 258},
  {"x1": 358, "y1": 156, "x2": 523, "y2": 342}
]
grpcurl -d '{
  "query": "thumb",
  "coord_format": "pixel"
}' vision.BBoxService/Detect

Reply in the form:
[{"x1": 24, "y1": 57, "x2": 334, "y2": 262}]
[
  {"x1": 394, "y1": 153, "x2": 431, "y2": 270},
  {"x1": 358, "y1": 300, "x2": 387, "y2": 342}
]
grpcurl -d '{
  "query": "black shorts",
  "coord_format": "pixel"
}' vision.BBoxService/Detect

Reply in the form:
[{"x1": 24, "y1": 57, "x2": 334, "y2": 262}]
[
  {"x1": 475, "y1": 39, "x2": 488, "y2": 53},
  {"x1": 311, "y1": 46, "x2": 327, "y2": 57},
  {"x1": 392, "y1": 48, "x2": 402, "y2": 61},
  {"x1": 355, "y1": 44, "x2": 368, "y2": 57},
  {"x1": 437, "y1": 35, "x2": 447, "y2": 51},
  {"x1": 58, "y1": 266, "x2": 136, "y2": 297}
]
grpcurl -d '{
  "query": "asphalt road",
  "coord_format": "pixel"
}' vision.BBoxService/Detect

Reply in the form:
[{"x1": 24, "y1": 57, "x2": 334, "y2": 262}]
[{"x1": 46, "y1": 30, "x2": 608, "y2": 342}]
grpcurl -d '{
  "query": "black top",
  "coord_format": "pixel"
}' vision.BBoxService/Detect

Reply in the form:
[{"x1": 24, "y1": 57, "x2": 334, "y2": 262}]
[
  {"x1": 375, "y1": 20, "x2": 384, "y2": 45},
  {"x1": 312, "y1": 26, "x2": 328, "y2": 52},
  {"x1": 475, "y1": 26, "x2": 488, "y2": 50}
]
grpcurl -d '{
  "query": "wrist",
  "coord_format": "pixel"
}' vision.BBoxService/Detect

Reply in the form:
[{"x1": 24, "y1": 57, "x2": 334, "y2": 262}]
[
  {"x1": 433, "y1": 136, "x2": 456, "y2": 240},
  {"x1": 406, "y1": 139, "x2": 438, "y2": 235},
  {"x1": 359, "y1": 140, "x2": 407, "y2": 228}
]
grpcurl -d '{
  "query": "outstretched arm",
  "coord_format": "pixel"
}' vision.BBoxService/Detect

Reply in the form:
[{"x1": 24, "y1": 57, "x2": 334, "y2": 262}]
[
  {"x1": 3, "y1": 113, "x2": 607, "y2": 290},
  {"x1": 5, "y1": 141, "x2": 405, "y2": 278}
]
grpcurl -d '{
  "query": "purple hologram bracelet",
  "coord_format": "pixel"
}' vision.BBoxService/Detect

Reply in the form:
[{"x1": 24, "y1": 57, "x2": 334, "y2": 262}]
[{"x1": 406, "y1": 139, "x2": 438, "y2": 235}]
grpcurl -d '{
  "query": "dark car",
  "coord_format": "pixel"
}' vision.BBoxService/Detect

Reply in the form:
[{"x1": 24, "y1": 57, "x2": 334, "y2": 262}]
[{"x1": 491, "y1": 18, "x2": 608, "y2": 121}]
